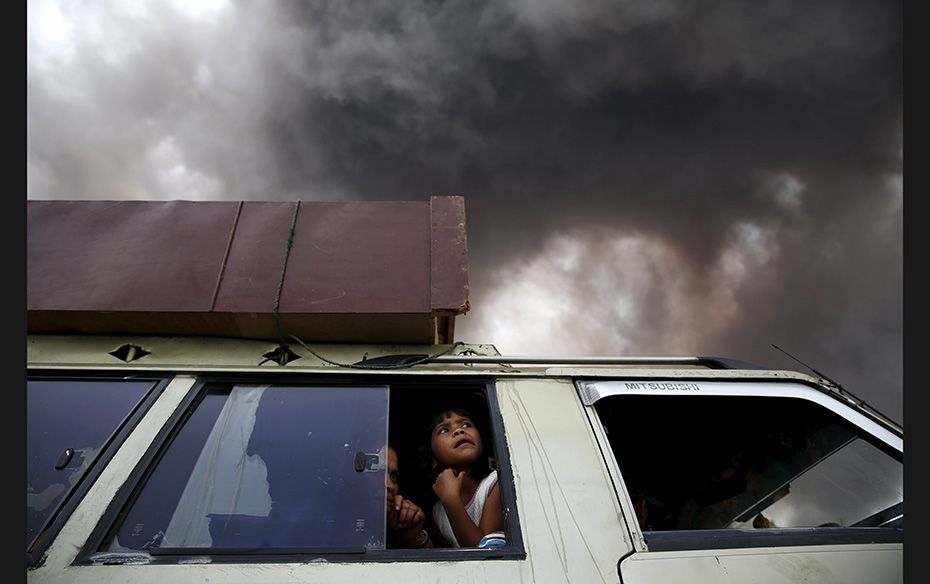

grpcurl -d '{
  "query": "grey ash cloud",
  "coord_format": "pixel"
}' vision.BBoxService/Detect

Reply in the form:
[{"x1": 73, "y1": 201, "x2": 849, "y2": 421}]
[{"x1": 27, "y1": 0, "x2": 902, "y2": 421}]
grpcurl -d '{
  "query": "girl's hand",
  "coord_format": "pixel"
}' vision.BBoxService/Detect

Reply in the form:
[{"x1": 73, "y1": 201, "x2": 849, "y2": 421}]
[{"x1": 432, "y1": 468, "x2": 465, "y2": 504}]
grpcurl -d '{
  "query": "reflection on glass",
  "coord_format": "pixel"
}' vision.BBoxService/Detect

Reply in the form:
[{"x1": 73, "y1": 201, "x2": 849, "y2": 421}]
[
  {"x1": 727, "y1": 438, "x2": 903, "y2": 529},
  {"x1": 27, "y1": 379, "x2": 156, "y2": 550},
  {"x1": 106, "y1": 384, "x2": 389, "y2": 552}
]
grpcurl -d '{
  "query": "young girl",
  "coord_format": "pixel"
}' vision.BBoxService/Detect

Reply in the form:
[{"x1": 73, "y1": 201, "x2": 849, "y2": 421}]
[{"x1": 423, "y1": 407, "x2": 504, "y2": 548}]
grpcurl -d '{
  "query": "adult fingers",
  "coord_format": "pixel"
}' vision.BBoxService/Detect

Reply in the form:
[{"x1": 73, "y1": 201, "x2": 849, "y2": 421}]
[{"x1": 399, "y1": 501, "x2": 415, "y2": 528}]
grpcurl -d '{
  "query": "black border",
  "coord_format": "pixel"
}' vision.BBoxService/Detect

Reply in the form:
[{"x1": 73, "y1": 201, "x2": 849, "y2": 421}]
[
  {"x1": 74, "y1": 374, "x2": 525, "y2": 565},
  {"x1": 26, "y1": 372, "x2": 173, "y2": 568}
]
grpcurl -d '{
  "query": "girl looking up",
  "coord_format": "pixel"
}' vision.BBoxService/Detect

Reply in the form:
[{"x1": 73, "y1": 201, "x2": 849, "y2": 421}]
[{"x1": 425, "y1": 407, "x2": 504, "y2": 548}]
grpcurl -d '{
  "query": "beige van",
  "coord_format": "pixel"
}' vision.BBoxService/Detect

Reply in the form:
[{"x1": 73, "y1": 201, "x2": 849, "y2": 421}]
[{"x1": 27, "y1": 335, "x2": 903, "y2": 584}]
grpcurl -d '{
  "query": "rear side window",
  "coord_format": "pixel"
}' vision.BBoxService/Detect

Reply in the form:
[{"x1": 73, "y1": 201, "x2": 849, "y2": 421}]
[
  {"x1": 583, "y1": 381, "x2": 902, "y2": 550},
  {"x1": 104, "y1": 384, "x2": 389, "y2": 552},
  {"x1": 80, "y1": 378, "x2": 523, "y2": 563},
  {"x1": 27, "y1": 377, "x2": 163, "y2": 557}
]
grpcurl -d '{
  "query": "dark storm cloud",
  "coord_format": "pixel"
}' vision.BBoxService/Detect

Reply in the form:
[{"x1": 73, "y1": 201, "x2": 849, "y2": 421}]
[{"x1": 27, "y1": 0, "x2": 902, "y2": 421}]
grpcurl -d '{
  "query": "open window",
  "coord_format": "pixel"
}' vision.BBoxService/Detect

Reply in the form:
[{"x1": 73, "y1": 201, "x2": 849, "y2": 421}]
[
  {"x1": 580, "y1": 380, "x2": 903, "y2": 551},
  {"x1": 386, "y1": 381, "x2": 506, "y2": 550},
  {"x1": 78, "y1": 377, "x2": 522, "y2": 563}
]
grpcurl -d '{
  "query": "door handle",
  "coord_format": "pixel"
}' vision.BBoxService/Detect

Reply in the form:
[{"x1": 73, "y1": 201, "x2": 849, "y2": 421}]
[{"x1": 353, "y1": 451, "x2": 382, "y2": 473}]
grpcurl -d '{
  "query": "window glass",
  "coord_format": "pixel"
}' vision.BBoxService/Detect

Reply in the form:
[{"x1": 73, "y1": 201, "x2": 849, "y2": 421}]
[
  {"x1": 594, "y1": 395, "x2": 903, "y2": 533},
  {"x1": 726, "y1": 438, "x2": 902, "y2": 529},
  {"x1": 27, "y1": 378, "x2": 157, "y2": 550},
  {"x1": 105, "y1": 384, "x2": 389, "y2": 552}
]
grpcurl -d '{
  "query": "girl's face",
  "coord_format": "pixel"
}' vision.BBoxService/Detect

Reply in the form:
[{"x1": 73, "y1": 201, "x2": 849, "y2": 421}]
[{"x1": 430, "y1": 411, "x2": 483, "y2": 470}]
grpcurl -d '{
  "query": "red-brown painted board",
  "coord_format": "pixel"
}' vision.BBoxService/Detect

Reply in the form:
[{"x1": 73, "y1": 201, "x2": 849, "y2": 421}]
[
  {"x1": 211, "y1": 201, "x2": 300, "y2": 313},
  {"x1": 429, "y1": 195, "x2": 470, "y2": 312},
  {"x1": 26, "y1": 310, "x2": 437, "y2": 343},
  {"x1": 278, "y1": 201, "x2": 431, "y2": 314},
  {"x1": 27, "y1": 198, "x2": 468, "y2": 342},
  {"x1": 27, "y1": 200, "x2": 239, "y2": 312}
]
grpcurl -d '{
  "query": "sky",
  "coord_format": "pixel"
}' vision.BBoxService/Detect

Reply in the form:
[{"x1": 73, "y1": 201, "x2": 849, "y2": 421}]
[{"x1": 27, "y1": 0, "x2": 902, "y2": 423}]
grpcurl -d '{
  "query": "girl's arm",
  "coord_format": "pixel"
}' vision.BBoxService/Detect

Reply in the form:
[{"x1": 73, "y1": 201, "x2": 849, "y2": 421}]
[
  {"x1": 439, "y1": 498, "x2": 485, "y2": 547},
  {"x1": 434, "y1": 470, "x2": 504, "y2": 547},
  {"x1": 478, "y1": 482, "x2": 504, "y2": 537}
]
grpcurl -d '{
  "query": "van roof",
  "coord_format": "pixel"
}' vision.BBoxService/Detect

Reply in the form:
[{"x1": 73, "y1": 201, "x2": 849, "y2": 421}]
[{"x1": 27, "y1": 333, "x2": 902, "y2": 438}]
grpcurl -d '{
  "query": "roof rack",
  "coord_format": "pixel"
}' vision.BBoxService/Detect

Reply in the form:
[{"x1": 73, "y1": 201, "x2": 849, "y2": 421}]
[{"x1": 430, "y1": 355, "x2": 765, "y2": 370}]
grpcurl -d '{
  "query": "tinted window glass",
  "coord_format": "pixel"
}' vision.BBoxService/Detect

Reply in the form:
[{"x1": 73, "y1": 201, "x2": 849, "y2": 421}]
[
  {"x1": 595, "y1": 395, "x2": 903, "y2": 532},
  {"x1": 105, "y1": 384, "x2": 389, "y2": 551},
  {"x1": 27, "y1": 378, "x2": 157, "y2": 550}
]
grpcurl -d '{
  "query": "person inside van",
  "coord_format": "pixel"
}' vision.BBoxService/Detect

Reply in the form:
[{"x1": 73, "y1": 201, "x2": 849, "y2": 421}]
[
  {"x1": 422, "y1": 407, "x2": 505, "y2": 548},
  {"x1": 386, "y1": 445, "x2": 433, "y2": 548},
  {"x1": 629, "y1": 482, "x2": 667, "y2": 532}
]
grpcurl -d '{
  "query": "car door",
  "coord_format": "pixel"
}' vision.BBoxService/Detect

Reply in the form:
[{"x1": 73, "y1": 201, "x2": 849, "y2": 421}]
[{"x1": 579, "y1": 379, "x2": 903, "y2": 584}]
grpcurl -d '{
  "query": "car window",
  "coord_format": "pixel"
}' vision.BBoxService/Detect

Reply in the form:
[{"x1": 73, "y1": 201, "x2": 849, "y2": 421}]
[
  {"x1": 27, "y1": 378, "x2": 160, "y2": 552},
  {"x1": 78, "y1": 378, "x2": 524, "y2": 563},
  {"x1": 102, "y1": 383, "x2": 390, "y2": 552},
  {"x1": 590, "y1": 391, "x2": 902, "y2": 541}
]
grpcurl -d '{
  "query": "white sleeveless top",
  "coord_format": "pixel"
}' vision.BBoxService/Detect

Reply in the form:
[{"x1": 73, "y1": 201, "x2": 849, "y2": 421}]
[{"x1": 432, "y1": 470, "x2": 498, "y2": 547}]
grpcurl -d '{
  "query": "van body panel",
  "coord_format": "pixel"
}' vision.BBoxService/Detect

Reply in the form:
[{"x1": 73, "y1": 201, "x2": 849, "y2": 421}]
[
  {"x1": 29, "y1": 560, "x2": 530, "y2": 584},
  {"x1": 619, "y1": 544, "x2": 903, "y2": 584},
  {"x1": 581, "y1": 405, "x2": 647, "y2": 551},
  {"x1": 497, "y1": 378, "x2": 633, "y2": 583}
]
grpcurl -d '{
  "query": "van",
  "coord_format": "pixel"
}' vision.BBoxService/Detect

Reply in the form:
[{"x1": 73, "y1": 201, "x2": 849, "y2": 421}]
[
  {"x1": 27, "y1": 335, "x2": 903, "y2": 583},
  {"x1": 26, "y1": 197, "x2": 903, "y2": 582}
]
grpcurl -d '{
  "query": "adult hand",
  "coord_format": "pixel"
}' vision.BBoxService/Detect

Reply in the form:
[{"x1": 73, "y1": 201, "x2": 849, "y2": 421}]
[{"x1": 387, "y1": 495, "x2": 426, "y2": 544}]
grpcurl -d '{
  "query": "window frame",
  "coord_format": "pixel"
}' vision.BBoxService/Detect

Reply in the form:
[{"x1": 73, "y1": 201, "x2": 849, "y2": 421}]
[
  {"x1": 577, "y1": 377, "x2": 903, "y2": 553},
  {"x1": 75, "y1": 374, "x2": 525, "y2": 565},
  {"x1": 26, "y1": 371, "x2": 173, "y2": 568}
]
